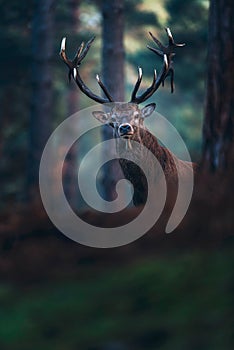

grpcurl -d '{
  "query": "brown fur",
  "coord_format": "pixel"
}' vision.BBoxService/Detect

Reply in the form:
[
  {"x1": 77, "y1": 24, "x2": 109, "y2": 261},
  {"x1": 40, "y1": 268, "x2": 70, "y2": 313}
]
[{"x1": 119, "y1": 127, "x2": 196, "y2": 206}]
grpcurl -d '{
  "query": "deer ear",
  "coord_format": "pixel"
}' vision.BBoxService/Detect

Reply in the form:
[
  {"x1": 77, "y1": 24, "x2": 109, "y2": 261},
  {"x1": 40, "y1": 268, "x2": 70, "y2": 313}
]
[
  {"x1": 141, "y1": 103, "x2": 156, "y2": 118},
  {"x1": 92, "y1": 111, "x2": 109, "y2": 124}
]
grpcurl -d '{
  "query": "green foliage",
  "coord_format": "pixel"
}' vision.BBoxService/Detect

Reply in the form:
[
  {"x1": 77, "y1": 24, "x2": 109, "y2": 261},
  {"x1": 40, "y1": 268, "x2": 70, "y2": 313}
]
[
  {"x1": 124, "y1": 0, "x2": 160, "y2": 29},
  {"x1": 0, "y1": 250, "x2": 233, "y2": 349}
]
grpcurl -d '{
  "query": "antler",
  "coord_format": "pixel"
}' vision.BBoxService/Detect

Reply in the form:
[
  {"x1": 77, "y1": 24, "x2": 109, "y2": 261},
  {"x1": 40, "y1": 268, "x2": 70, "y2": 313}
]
[
  {"x1": 147, "y1": 27, "x2": 185, "y2": 93},
  {"x1": 130, "y1": 55, "x2": 168, "y2": 104},
  {"x1": 60, "y1": 28, "x2": 184, "y2": 105},
  {"x1": 130, "y1": 28, "x2": 185, "y2": 104},
  {"x1": 60, "y1": 36, "x2": 114, "y2": 104}
]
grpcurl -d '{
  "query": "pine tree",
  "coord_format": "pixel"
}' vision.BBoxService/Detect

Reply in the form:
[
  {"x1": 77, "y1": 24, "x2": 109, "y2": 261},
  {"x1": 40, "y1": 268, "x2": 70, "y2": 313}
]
[
  {"x1": 28, "y1": 0, "x2": 55, "y2": 197},
  {"x1": 202, "y1": 0, "x2": 234, "y2": 171}
]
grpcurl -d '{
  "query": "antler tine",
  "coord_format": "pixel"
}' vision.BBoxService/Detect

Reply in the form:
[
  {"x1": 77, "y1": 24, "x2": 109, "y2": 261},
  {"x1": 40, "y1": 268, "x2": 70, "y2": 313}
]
[
  {"x1": 60, "y1": 37, "x2": 73, "y2": 81},
  {"x1": 148, "y1": 28, "x2": 185, "y2": 56},
  {"x1": 130, "y1": 67, "x2": 143, "y2": 103},
  {"x1": 148, "y1": 32, "x2": 165, "y2": 56},
  {"x1": 78, "y1": 36, "x2": 96, "y2": 62},
  {"x1": 60, "y1": 36, "x2": 94, "y2": 69},
  {"x1": 147, "y1": 28, "x2": 185, "y2": 93},
  {"x1": 147, "y1": 44, "x2": 164, "y2": 58},
  {"x1": 60, "y1": 36, "x2": 113, "y2": 104},
  {"x1": 96, "y1": 74, "x2": 114, "y2": 102},
  {"x1": 72, "y1": 68, "x2": 112, "y2": 104},
  {"x1": 169, "y1": 67, "x2": 174, "y2": 93},
  {"x1": 165, "y1": 27, "x2": 185, "y2": 48},
  {"x1": 60, "y1": 37, "x2": 72, "y2": 69},
  {"x1": 131, "y1": 55, "x2": 168, "y2": 104}
]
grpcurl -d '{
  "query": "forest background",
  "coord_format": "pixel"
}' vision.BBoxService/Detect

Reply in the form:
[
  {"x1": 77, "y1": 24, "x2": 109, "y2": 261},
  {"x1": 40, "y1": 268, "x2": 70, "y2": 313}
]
[{"x1": 0, "y1": 1, "x2": 233, "y2": 350}]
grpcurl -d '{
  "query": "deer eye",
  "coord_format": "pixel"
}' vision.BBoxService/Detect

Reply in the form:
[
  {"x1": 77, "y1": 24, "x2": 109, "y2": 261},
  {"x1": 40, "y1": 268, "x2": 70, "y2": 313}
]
[
  {"x1": 109, "y1": 121, "x2": 119, "y2": 128},
  {"x1": 134, "y1": 113, "x2": 140, "y2": 119},
  {"x1": 134, "y1": 115, "x2": 140, "y2": 124}
]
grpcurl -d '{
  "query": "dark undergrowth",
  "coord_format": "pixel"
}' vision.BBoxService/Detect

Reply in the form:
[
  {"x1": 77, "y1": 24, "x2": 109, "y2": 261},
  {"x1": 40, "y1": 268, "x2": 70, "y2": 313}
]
[{"x1": 0, "y1": 170, "x2": 233, "y2": 350}]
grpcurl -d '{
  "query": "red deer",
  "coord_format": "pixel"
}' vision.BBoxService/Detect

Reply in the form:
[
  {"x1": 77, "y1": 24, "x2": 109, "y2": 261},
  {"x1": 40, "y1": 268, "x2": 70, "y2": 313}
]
[{"x1": 60, "y1": 28, "x2": 195, "y2": 207}]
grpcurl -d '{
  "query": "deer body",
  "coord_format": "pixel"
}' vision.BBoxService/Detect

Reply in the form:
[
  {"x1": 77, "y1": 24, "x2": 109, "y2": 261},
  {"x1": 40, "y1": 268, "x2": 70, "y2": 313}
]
[{"x1": 93, "y1": 102, "x2": 194, "y2": 205}]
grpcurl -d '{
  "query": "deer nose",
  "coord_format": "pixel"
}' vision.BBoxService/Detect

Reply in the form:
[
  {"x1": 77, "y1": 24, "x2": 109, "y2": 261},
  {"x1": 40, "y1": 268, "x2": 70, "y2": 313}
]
[{"x1": 118, "y1": 123, "x2": 134, "y2": 137}]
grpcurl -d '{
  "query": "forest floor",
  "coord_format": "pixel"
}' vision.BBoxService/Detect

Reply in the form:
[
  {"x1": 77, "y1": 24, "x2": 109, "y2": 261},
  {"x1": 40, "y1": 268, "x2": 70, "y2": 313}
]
[{"x1": 0, "y1": 171, "x2": 233, "y2": 349}]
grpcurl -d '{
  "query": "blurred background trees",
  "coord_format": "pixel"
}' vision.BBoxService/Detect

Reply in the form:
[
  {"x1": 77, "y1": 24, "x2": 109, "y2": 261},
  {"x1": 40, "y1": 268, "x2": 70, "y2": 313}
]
[
  {"x1": 28, "y1": 0, "x2": 55, "y2": 198},
  {"x1": 202, "y1": 0, "x2": 234, "y2": 171},
  {"x1": 0, "y1": 0, "x2": 209, "y2": 209},
  {"x1": 0, "y1": 2, "x2": 234, "y2": 350}
]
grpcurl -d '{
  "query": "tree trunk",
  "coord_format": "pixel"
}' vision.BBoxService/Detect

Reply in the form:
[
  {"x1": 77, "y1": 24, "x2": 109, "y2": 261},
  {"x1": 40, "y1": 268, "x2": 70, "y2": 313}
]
[
  {"x1": 101, "y1": 0, "x2": 125, "y2": 101},
  {"x1": 100, "y1": 0, "x2": 125, "y2": 202},
  {"x1": 28, "y1": 0, "x2": 55, "y2": 198},
  {"x1": 63, "y1": 0, "x2": 81, "y2": 210},
  {"x1": 202, "y1": 0, "x2": 234, "y2": 171}
]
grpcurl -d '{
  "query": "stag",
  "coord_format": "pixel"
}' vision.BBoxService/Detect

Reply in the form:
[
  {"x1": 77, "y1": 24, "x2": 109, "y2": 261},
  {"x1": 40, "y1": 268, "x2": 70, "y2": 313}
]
[{"x1": 60, "y1": 28, "x2": 194, "y2": 206}]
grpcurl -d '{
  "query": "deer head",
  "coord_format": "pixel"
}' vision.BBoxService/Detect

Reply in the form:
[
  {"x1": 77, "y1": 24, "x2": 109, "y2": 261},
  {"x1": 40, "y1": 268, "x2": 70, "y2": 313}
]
[
  {"x1": 60, "y1": 29, "x2": 185, "y2": 142},
  {"x1": 92, "y1": 102, "x2": 156, "y2": 141}
]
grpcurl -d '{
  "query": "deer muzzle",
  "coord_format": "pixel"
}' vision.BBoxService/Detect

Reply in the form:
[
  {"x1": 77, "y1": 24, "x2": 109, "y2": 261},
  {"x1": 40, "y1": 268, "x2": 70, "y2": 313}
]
[{"x1": 118, "y1": 123, "x2": 134, "y2": 138}]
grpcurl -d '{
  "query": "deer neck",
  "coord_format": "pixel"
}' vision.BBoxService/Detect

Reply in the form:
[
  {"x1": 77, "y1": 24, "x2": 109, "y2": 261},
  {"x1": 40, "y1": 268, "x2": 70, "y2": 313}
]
[{"x1": 116, "y1": 126, "x2": 177, "y2": 173}]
